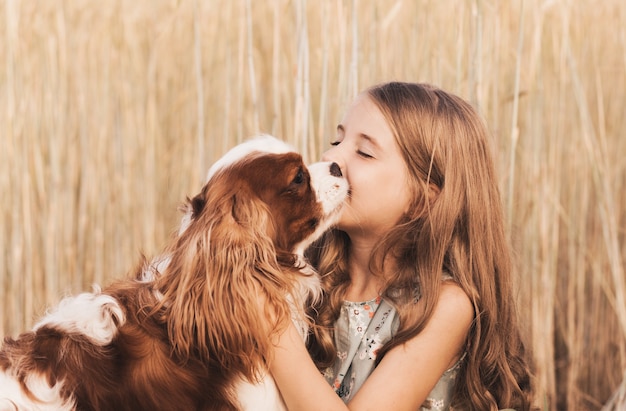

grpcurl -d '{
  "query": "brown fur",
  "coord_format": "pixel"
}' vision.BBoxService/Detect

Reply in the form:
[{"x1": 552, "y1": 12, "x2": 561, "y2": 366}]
[{"x1": 1, "y1": 150, "x2": 325, "y2": 411}]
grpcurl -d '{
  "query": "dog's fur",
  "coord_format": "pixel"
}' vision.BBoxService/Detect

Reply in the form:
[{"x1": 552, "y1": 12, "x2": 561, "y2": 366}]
[{"x1": 0, "y1": 135, "x2": 348, "y2": 411}]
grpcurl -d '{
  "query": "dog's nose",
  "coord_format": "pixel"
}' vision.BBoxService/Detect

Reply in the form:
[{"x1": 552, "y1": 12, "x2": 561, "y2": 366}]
[{"x1": 330, "y1": 162, "x2": 342, "y2": 177}]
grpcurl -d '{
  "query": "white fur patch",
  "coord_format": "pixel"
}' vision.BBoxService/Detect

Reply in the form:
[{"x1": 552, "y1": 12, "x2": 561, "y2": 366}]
[
  {"x1": 140, "y1": 255, "x2": 171, "y2": 282},
  {"x1": 235, "y1": 375, "x2": 287, "y2": 411},
  {"x1": 140, "y1": 256, "x2": 168, "y2": 302},
  {"x1": 33, "y1": 288, "x2": 125, "y2": 346},
  {"x1": 177, "y1": 208, "x2": 194, "y2": 236},
  {"x1": 0, "y1": 370, "x2": 75, "y2": 411},
  {"x1": 293, "y1": 161, "x2": 349, "y2": 255},
  {"x1": 206, "y1": 135, "x2": 295, "y2": 181}
]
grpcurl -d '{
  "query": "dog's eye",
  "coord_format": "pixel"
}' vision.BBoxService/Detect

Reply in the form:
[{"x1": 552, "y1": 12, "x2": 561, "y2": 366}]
[{"x1": 292, "y1": 168, "x2": 304, "y2": 185}]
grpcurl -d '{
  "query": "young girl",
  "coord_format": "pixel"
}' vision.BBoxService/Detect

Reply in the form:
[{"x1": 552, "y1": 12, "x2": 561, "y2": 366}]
[{"x1": 269, "y1": 82, "x2": 533, "y2": 411}]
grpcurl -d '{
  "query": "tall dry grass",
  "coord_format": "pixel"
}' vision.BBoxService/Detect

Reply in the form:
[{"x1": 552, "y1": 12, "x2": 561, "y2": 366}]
[{"x1": 0, "y1": 1, "x2": 624, "y2": 409}]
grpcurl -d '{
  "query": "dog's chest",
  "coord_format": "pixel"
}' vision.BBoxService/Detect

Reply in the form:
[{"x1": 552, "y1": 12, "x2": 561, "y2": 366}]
[{"x1": 235, "y1": 374, "x2": 287, "y2": 411}]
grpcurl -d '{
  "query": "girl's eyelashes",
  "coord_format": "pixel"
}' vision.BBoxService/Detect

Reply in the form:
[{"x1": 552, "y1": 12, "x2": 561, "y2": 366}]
[{"x1": 330, "y1": 138, "x2": 374, "y2": 158}]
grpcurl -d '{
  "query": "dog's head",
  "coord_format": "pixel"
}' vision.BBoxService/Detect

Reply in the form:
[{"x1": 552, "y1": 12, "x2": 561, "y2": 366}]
[
  {"x1": 179, "y1": 135, "x2": 348, "y2": 262},
  {"x1": 156, "y1": 135, "x2": 348, "y2": 380}
]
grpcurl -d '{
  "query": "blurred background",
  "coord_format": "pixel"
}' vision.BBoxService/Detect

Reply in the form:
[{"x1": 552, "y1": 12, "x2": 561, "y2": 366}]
[{"x1": 0, "y1": 0, "x2": 624, "y2": 409}]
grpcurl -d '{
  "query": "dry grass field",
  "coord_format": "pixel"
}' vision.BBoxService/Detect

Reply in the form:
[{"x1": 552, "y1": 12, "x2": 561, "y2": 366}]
[{"x1": 1, "y1": 0, "x2": 624, "y2": 409}]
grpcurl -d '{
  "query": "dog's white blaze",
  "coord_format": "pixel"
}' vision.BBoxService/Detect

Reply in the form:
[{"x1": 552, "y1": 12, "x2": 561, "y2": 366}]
[
  {"x1": 206, "y1": 134, "x2": 295, "y2": 181},
  {"x1": 33, "y1": 289, "x2": 125, "y2": 346},
  {"x1": 0, "y1": 371, "x2": 75, "y2": 411}
]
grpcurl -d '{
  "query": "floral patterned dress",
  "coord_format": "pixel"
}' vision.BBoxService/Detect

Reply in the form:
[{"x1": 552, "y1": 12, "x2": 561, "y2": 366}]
[{"x1": 323, "y1": 296, "x2": 464, "y2": 411}]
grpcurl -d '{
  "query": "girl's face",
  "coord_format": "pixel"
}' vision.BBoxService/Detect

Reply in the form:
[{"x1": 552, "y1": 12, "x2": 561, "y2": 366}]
[{"x1": 322, "y1": 94, "x2": 412, "y2": 240}]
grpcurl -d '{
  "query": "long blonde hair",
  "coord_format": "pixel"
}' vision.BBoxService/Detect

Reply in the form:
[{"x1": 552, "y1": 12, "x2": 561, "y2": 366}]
[{"x1": 307, "y1": 82, "x2": 533, "y2": 410}]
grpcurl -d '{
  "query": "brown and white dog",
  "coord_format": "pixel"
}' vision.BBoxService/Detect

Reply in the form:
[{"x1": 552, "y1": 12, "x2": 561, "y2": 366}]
[{"x1": 0, "y1": 135, "x2": 348, "y2": 411}]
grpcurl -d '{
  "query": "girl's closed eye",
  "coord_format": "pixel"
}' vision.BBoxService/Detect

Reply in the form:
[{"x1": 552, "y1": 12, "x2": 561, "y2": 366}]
[{"x1": 329, "y1": 139, "x2": 374, "y2": 158}]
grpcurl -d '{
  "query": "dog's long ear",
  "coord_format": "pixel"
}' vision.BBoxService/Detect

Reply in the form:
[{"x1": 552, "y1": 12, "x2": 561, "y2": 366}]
[{"x1": 156, "y1": 178, "x2": 293, "y2": 381}]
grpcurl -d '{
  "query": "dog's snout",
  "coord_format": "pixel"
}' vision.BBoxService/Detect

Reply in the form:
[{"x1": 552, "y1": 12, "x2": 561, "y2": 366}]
[{"x1": 329, "y1": 162, "x2": 342, "y2": 177}]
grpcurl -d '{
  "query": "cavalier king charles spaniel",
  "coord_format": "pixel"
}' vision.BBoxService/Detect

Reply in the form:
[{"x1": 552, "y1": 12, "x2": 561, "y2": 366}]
[{"x1": 0, "y1": 135, "x2": 348, "y2": 411}]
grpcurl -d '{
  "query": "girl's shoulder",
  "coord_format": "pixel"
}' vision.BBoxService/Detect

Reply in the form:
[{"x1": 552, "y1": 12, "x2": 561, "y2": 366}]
[
  {"x1": 403, "y1": 279, "x2": 473, "y2": 333},
  {"x1": 408, "y1": 274, "x2": 469, "y2": 308},
  {"x1": 437, "y1": 281, "x2": 472, "y2": 316}
]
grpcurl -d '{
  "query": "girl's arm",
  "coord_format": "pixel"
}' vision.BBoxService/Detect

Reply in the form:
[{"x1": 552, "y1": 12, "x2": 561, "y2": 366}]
[
  {"x1": 270, "y1": 282, "x2": 473, "y2": 411},
  {"x1": 349, "y1": 282, "x2": 473, "y2": 411},
  {"x1": 270, "y1": 317, "x2": 347, "y2": 411}
]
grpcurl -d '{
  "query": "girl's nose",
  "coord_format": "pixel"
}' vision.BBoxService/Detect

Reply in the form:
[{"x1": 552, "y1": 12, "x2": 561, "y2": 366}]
[{"x1": 321, "y1": 146, "x2": 339, "y2": 163}]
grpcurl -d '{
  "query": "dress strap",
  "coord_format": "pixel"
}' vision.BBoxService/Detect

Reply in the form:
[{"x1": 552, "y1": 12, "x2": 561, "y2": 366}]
[{"x1": 331, "y1": 299, "x2": 399, "y2": 399}]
